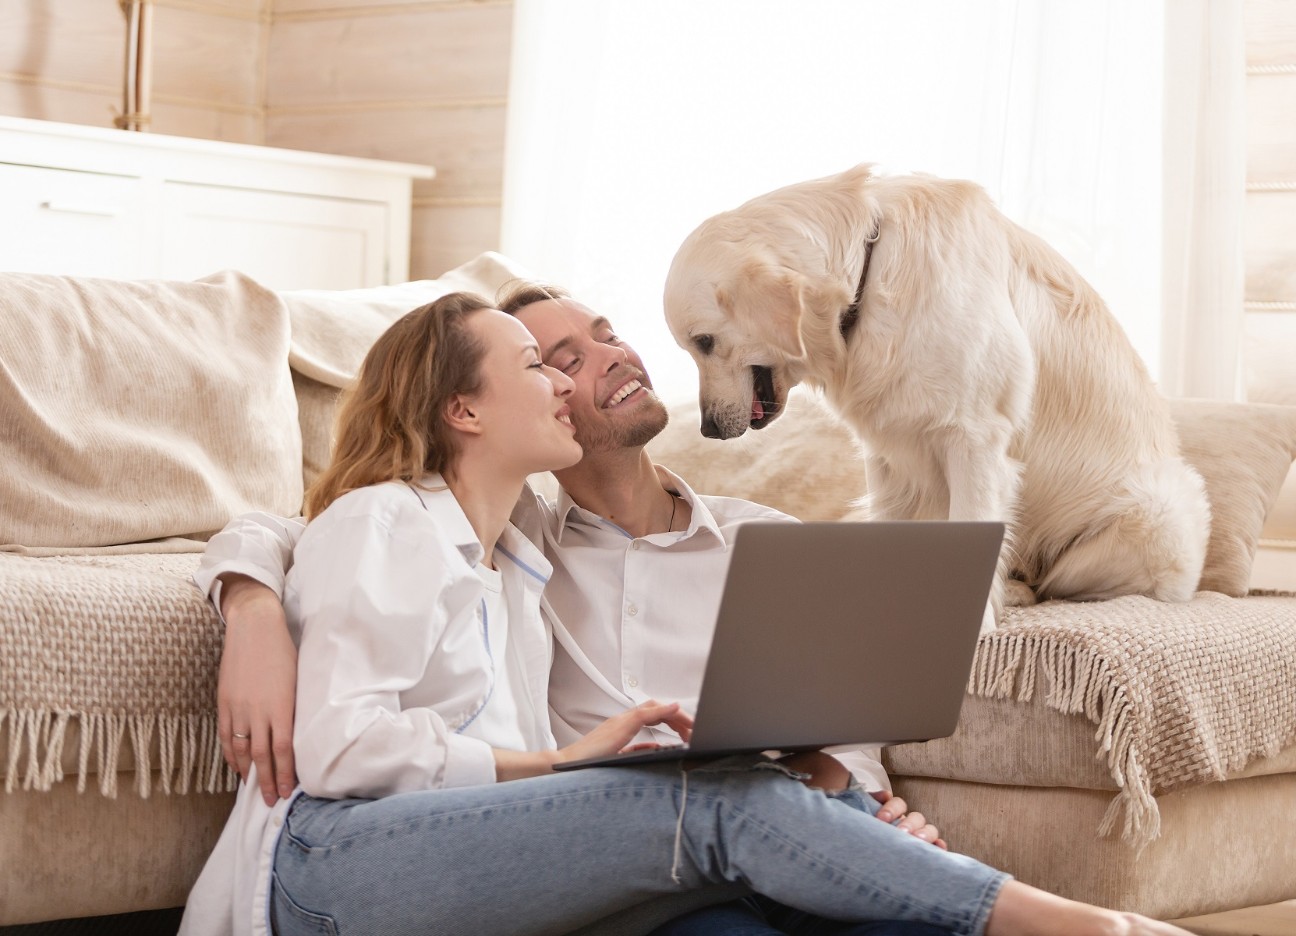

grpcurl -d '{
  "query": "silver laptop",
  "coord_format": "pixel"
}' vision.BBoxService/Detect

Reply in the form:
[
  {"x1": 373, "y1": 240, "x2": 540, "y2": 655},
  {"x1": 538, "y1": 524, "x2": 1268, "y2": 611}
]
[{"x1": 553, "y1": 520, "x2": 1004, "y2": 771}]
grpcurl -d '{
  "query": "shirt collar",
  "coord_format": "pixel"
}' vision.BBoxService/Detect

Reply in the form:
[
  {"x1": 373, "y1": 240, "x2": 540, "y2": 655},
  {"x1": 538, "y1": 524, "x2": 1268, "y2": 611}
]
[
  {"x1": 408, "y1": 474, "x2": 552, "y2": 583},
  {"x1": 552, "y1": 464, "x2": 725, "y2": 546}
]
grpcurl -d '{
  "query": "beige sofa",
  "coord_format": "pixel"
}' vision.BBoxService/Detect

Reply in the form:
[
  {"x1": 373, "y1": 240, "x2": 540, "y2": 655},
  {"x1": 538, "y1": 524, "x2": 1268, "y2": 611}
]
[{"x1": 2, "y1": 261, "x2": 1295, "y2": 926}]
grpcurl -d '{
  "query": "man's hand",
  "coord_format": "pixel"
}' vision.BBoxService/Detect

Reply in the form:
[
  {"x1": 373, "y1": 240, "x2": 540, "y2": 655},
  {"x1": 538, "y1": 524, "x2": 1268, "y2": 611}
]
[
  {"x1": 216, "y1": 574, "x2": 298, "y2": 806},
  {"x1": 777, "y1": 751, "x2": 851, "y2": 792},
  {"x1": 872, "y1": 790, "x2": 947, "y2": 849}
]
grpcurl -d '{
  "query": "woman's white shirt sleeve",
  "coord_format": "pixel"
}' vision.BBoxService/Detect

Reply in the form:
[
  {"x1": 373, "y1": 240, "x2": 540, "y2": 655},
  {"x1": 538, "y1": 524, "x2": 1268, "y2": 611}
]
[{"x1": 286, "y1": 490, "x2": 497, "y2": 798}]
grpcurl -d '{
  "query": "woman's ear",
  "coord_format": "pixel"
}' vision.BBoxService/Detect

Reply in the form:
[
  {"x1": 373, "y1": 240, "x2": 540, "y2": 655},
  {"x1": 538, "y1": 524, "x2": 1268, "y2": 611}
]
[{"x1": 444, "y1": 394, "x2": 483, "y2": 436}]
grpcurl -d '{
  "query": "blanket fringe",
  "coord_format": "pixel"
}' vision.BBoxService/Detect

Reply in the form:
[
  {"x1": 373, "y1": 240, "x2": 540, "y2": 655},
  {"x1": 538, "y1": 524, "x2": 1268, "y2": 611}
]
[
  {"x1": 3, "y1": 708, "x2": 236, "y2": 797},
  {"x1": 968, "y1": 634, "x2": 1160, "y2": 850}
]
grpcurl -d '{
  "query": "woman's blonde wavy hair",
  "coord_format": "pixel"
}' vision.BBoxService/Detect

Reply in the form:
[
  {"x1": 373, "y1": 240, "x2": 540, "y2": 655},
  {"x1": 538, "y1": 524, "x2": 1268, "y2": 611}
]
[{"x1": 303, "y1": 291, "x2": 491, "y2": 519}]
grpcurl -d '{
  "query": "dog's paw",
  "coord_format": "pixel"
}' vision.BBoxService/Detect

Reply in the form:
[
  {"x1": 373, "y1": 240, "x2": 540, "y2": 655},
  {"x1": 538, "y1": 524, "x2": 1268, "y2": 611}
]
[{"x1": 1003, "y1": 579, "x2": 1037, "y2": 608}]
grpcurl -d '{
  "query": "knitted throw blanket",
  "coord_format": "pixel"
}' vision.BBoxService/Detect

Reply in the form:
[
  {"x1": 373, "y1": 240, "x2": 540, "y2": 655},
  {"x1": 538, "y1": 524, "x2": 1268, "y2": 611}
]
[
  {"x1": 971, "y1": 591, "x2": 1296, "y2": 848},
  {"x1": 0, "y1": 553, "x2": 235, "y2": 797}
]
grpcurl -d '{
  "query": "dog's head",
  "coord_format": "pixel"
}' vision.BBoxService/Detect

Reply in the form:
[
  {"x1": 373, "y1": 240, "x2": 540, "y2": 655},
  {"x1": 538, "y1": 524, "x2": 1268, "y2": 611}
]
[{"x1": 664, "y1": 218, "x2": 843, "y2": 440}]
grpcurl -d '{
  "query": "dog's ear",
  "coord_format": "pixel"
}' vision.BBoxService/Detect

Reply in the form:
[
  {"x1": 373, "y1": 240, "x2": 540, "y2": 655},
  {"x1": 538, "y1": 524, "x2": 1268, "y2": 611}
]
[{"x1": 719, "y1": 263, "x2": 808, "y2": 360}]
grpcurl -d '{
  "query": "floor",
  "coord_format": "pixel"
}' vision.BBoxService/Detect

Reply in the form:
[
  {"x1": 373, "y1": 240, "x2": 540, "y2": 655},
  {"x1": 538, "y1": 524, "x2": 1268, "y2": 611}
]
[
  {"x1": 1, "y1": 901, "x2": 1293, "y2": 935},
  {"x1": 1171, "y1": 901, "x2": 1296, "y2": 936}
]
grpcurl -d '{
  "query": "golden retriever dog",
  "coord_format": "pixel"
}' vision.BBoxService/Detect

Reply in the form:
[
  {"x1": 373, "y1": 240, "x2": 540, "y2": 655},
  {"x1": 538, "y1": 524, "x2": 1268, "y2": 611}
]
[{"x1": 663, "y1": 164, "x2": 1210, "y2": 630}]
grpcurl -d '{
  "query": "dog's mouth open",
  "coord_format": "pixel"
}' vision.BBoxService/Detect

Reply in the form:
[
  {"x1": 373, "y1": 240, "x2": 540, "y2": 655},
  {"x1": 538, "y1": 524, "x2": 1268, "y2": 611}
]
[{"x1": 750, "y1": 365, "x2": 779, "y2": 429}]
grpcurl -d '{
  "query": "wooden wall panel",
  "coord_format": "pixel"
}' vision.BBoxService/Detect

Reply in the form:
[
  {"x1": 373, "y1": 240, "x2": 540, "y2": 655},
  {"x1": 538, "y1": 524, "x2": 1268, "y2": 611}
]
[
  {"x1": 1244, "y1": 0, "x2": 1296, "y2": 418},
  {"x1": 410, "y1": 203, "x2": 501, "y2": 281},
  {"x1": 0, "y1": 0, "x2": 269, "y2": 141},
  {"x1": 150, "y1": 5, "x2": 264, "y2": 110},
  {"x1": 1245, "y1": 192, "x2": 1296, "y2": 301},
  {"x1": 265, "y1": 101, "x2": 505, "y2": 200},
  {"x1": 265, "y1": 3, "x2": 511, "y2": 107},
  {"x1": 265, "y1": 1, "x2": 512, "y2": 275},
  {"x1": 3, "y1": 0, "x2": 514, "y2": 275},
  {"x1": 1245, "y1": 0, "x2": 1296, "y2": 67},
  {"x1": 1246, "y1": 73, "x2": 1296, "y2": 183},
  {"x1": 273, "y1": 0, "x2": 493, "y2": 13}
]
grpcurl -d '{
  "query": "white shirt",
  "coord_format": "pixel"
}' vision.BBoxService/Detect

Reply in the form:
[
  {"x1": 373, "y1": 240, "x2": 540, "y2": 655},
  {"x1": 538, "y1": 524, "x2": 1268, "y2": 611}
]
[
  {"x1": 520, "y1": 466, "x2": 887, "y2": 791},
  {"x1": 194, "y1": 470, "x2": 887, "y2": 792},
  {"x1": 181, "y1": 477, "x2": 554, "y2": 936}
]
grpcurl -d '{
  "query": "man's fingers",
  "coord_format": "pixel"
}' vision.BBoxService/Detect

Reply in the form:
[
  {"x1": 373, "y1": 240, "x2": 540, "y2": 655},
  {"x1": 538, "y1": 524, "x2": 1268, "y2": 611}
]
[
  {"x1": 876, "y1": 794, "x2": 907, "y2": 823},
  {"x1": 896, "y1": 811, "x2": 926, "y2": 835}
]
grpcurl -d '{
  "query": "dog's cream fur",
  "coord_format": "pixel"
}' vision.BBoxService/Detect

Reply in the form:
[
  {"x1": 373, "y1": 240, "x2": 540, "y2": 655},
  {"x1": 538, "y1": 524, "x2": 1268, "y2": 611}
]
[{"x1": 663, "y1": 165, "x2": 1210, "y2": 630}]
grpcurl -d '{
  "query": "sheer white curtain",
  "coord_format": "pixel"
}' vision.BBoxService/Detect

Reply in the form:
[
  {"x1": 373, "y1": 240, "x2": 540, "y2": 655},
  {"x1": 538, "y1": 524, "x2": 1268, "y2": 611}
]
[
  {"x1": 502, "y1": 1, "x2": 1232, "y2": 405},
  {"x1": 1161, "y1": 0, "x2": 1247, "y2": 400}
]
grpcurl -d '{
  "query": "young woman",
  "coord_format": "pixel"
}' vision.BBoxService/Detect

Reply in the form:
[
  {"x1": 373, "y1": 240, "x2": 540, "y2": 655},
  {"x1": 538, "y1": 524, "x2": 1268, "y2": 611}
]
[{"x1": 181, "y1": 293, "x2": 1193, "y2": 936}]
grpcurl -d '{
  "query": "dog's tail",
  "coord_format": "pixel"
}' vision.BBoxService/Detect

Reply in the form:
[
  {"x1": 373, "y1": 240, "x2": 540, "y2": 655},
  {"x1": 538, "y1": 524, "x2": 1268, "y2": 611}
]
[{"x1": 1035, "y1": 458, "x2": 1210, "y2": 603}]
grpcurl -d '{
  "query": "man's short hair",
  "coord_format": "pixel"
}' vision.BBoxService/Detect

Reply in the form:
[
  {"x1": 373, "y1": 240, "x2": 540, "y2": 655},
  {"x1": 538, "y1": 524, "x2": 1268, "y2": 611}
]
[{"x1": 496, "y1": 279, "x2": 570, "y2": 316}]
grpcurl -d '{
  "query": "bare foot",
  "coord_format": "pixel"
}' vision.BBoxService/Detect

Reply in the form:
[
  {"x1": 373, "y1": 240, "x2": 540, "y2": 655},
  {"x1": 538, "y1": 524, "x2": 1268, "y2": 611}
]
[{"x1": 985, "y1": 881, "x2": 1196, "y2": 936}]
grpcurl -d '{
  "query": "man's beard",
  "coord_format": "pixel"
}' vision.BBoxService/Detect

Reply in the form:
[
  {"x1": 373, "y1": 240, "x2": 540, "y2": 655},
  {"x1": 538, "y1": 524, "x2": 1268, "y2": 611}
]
[{"x1": 574, "y1": 392, "x2": 670, "y2": 455}]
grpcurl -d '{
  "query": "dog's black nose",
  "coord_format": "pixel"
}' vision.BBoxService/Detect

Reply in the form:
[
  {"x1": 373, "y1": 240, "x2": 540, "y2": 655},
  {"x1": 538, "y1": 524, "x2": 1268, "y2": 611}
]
[{"x1": 700, "y1": 415, "x2": 721, "y2": 438}]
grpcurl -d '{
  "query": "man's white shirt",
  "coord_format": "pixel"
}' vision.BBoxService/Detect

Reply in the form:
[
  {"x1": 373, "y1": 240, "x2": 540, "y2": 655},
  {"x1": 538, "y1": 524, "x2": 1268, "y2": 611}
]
[{"x1": 195, "y1": 468, "x2": 887, "y2": 791}]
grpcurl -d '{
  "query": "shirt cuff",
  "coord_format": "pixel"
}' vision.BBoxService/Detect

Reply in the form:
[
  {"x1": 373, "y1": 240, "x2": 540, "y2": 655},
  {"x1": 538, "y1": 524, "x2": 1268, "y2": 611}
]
[
  {"x1": 193, "y1": 560, "x2": 288, "y2": 622},
  {"x1": 442, "y1": 734, "x2": 498, "y2": 788}
]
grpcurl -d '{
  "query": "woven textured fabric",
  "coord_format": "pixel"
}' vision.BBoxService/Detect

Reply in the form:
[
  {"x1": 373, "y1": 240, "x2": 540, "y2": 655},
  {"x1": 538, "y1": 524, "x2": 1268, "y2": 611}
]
[
  {"x1": 964, "y1": 591, "x2": 1296, "y2": 848},
  {"x1": 0, "y1": 552, "x2": 235, "y2": 797}
]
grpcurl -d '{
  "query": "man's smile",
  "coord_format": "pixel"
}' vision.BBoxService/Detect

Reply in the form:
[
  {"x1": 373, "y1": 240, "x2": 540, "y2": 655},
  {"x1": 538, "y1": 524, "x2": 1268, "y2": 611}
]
[{"x1": 603, "y1": 378, "x2": 644, "y2": 409}]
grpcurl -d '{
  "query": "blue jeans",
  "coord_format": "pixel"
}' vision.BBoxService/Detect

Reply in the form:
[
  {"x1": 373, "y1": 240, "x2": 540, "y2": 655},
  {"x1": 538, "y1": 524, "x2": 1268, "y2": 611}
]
[
  {"x1": 649, "y1": 895, "x2": 956, "y2": 936},
  {"x1": 270, "y1": 756, "x2": 1007, "y2": 936}
]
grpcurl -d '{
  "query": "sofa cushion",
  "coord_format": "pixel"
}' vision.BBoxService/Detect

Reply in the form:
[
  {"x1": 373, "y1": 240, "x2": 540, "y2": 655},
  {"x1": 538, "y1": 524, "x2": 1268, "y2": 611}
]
[
  {"x1": 282, "y1": 251, "x2": 533, "y2": 488},
  {"x1": 884, "y1": 591, "x2": 1296, "y2": 847},
  {"x1": 891, "y1": 773, "x2": 1296, "y2": 920},
  {"x1": 1167, "y1": 399, "x2": 1296, "y2": 595},
  {"x1": 0, "y1": 271, "x2": 302, "y2": 550}
]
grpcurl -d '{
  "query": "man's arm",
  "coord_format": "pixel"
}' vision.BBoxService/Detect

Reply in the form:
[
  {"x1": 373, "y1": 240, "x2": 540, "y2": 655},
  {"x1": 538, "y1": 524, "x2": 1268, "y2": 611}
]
[{"x1": 195, "y1": 512, "x2": 304, "y2": 806}]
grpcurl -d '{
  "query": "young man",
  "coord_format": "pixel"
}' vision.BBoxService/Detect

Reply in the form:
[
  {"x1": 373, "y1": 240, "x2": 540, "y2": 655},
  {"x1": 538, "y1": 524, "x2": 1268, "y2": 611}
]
[{"x1": 201, "y1": 282, "x2": 944, "y2": 936}]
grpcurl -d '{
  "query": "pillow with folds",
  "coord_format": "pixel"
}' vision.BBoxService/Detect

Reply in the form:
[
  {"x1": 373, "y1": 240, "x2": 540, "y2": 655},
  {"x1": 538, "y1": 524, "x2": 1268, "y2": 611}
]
[
  {"x1": 1167, "y1": 399, "x2": 1296, "y2": 596},
  {"x1": 0, "y1": 271, "x2": 301, "y2": 550},
  {"x1": 282, "y1": 251, "x2": 534, "y2": 489}
]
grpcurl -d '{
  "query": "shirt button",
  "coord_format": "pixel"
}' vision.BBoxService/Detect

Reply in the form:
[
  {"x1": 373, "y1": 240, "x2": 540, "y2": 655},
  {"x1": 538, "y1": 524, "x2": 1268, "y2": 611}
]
[
  {"x1": 627, "y1": 604, "x2": 638, "y2": 616},
  {"x1": 627, "y1": 676, "x2": 639, "y2": 688},
  {"x1": 631, "y1": 541, "x2": 641, "y2": 551}
]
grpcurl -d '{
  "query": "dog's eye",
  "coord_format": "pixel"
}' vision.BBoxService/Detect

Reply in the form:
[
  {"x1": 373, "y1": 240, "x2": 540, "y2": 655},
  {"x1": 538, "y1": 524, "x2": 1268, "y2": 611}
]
[{"x1": 693, "y1": 334, "x2": 715, "y2": 355}]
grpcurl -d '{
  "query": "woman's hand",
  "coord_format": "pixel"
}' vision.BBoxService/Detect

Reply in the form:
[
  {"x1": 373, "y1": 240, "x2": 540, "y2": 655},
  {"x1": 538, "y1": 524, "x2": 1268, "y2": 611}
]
[
  {"x1": 557, "y1": 700, "x2": 694, "y2": 766},
  {"x1": 872, "y1": 790, "x2": 947, "y2": 849},
  {"x1": 493, "y1": 700, "x2": 693, "y2": 782},
  {"x1": 217, "y1": 574, "x2": 299, "y2": 806}
]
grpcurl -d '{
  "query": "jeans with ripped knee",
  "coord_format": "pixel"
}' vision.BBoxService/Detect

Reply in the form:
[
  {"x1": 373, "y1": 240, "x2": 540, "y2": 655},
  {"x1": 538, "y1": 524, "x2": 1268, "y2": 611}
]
[{"x1": 269, "y1": 755, "x2": 1008, "y2": 936}]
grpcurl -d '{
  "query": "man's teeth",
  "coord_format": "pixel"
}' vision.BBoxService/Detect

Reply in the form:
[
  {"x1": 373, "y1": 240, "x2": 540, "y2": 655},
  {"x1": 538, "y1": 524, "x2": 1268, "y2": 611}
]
[{"x1": 606, "y1": 380, "x2": 642, "y2": 407}]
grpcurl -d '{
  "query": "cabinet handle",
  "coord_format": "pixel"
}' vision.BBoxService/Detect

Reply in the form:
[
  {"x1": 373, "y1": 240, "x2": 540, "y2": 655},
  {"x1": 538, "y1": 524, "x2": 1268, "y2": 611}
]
[{"x1": 39, "y1": 201, "x2": 121, "y2": 218}]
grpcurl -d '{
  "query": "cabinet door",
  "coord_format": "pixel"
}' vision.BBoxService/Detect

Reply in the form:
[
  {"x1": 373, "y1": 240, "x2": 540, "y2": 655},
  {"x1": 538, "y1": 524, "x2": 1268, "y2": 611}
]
[
  {"x1": 159, "y1": 182, "x2": 389, "y2": 290},
  {"x1": 0, "y1": 164, "x2": 148, "y2": 278}
]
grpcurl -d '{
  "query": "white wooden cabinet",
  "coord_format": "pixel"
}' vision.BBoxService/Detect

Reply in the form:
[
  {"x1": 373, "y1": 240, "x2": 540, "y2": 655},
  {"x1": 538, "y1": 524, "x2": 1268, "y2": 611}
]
[{"x1": 0, "y1": 116, "x2": 433, "y2": 289}]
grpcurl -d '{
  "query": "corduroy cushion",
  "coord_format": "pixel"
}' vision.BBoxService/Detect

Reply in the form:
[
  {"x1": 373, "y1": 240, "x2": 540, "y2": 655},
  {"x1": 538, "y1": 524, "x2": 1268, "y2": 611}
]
[
  {"x1": 0, "y1": 271, "x2": 301, "y2": 550},
  {"x1": 281, "y1": 251, "x2": 533, "y2": 489},
  {"x1": 1167, "y1": 399, "x2": 1296, "y2": 595}
]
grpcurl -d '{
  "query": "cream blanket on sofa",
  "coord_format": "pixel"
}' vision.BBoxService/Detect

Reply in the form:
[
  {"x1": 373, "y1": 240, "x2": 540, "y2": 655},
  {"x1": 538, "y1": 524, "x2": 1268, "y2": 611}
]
[
  {"x1": 0, "y1": 272, "x2": 302, "y2": 552},
  {"x1": 967, "y1": 591, "x2": 1296, "y2": 847}
]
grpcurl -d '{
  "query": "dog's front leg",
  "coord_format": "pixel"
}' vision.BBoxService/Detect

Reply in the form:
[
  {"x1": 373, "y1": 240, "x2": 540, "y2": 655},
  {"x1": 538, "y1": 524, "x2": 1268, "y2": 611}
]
[{"x1": 940, "y1": 426, "x2": 1023, "y2": 633}]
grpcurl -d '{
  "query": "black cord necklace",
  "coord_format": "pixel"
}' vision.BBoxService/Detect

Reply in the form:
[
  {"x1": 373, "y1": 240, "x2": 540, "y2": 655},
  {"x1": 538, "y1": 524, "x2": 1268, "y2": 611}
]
[{"x1": 666, "y1": 492, "x2": 678, "y2": 532}]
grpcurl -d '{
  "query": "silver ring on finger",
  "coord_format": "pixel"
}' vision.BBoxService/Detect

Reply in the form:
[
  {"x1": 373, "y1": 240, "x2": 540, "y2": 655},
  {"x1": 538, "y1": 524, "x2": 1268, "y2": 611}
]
[{"x1": 232, "y1": 732, "x2": 250, "y2": 741}]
